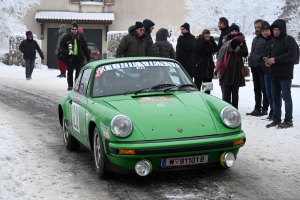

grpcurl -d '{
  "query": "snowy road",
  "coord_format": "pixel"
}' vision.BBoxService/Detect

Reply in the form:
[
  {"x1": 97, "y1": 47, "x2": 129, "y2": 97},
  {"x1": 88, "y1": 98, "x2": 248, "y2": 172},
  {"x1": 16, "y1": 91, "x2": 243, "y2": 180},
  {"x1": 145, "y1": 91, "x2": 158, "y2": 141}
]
[{"x1": 1, "y1": 64, "x2": 300, "y2": 199}]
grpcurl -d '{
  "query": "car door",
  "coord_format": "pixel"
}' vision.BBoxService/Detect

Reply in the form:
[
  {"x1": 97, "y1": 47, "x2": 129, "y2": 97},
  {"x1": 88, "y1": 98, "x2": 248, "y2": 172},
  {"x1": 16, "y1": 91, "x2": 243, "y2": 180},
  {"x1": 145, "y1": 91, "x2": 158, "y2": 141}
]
[{"x1": 69, "y1": 68, "x2": 92, "y2": 147}]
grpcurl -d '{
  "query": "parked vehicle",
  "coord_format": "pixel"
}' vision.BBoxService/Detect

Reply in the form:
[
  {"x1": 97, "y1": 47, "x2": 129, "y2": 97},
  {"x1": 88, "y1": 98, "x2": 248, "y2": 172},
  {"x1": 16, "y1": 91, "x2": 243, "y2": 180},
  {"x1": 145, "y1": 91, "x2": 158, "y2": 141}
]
[{"x1": 84, "y1": 42, "x2": 101, "y2": 64}]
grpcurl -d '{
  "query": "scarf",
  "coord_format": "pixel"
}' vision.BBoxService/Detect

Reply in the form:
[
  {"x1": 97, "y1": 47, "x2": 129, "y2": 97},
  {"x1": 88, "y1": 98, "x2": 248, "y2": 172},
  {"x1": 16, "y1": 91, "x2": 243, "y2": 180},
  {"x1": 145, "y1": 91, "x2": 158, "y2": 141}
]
[{"x1": 215, "y1": 33, "x2": 245, "y2": 79}]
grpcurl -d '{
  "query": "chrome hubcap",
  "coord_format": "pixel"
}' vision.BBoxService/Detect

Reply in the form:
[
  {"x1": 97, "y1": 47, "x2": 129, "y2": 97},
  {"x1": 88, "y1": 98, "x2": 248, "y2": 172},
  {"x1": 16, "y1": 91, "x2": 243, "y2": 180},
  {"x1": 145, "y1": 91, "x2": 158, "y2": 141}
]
[{"x1": 94, "y1": 133, "x2": 101, "y2": 169}]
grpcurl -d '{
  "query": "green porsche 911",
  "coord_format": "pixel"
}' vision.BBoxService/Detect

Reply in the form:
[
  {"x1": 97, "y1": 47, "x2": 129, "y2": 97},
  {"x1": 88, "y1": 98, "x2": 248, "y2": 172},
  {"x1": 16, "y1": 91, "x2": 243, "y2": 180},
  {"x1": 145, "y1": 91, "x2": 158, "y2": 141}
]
[{"x1": 58, "y1": 57, "x2": 246, "y2": 179}]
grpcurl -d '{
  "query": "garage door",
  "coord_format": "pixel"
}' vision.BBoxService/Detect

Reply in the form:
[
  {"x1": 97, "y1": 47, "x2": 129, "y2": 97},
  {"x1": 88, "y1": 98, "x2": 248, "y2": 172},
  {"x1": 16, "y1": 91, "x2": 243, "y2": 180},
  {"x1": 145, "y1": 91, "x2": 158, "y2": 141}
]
[{"x1": 47, "y1": 28, "x2": 102, "y2": 69}]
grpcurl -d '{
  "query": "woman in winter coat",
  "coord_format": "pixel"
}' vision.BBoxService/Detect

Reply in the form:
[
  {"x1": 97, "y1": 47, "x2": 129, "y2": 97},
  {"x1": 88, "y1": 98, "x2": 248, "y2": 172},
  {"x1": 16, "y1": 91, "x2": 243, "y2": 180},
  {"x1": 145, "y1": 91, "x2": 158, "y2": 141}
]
[
  {"x1": 214, "y1": 23, "x2": 248, "y2": 109},
  {"x1": 19, "y1": 31, "x2": 44, "y2": 80},
  {"x1": 193, "y1": 29, "x2": 218, "y2": 94},
  {"x1": 152, "y1": 28, "x2": 175, "y2": 59}
]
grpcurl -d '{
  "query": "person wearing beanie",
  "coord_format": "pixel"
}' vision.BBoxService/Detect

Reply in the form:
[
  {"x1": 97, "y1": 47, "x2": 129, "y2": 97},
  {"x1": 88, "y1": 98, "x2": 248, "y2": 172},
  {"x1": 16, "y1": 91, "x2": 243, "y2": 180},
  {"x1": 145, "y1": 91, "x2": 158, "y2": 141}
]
[
  {"x1": 56, "y1": 24, "x2": 67, "y2": 78},
  {"x1": 264, "y1": 19, "x2": 298, "y2": 128},
  {"x1": 143, "y1": 19, "x2": 155, "y2": 56},
  {"x1": 193, "y1": 28, "x2": 218, "y2": 94},
  {"x1": 218, "y1": 17, "x2": 230, "y2": 51},
  {"x1": 215, "y1": 22, "x2": 248, "y2": 109},
  {"x1": 19, "y1": 31, "x2": 44, "y2": 80},
  {"x1": 116, "y1": 21, "x2": 148, "y2": 57},
  {"x1": 247, "y1": 19, "x2": 269, "y2": 117},
  {"x1": 60, "y1": 21, "x2": 90, "y2": 91},
  {"x1": 259, "y1": 21, "x2": 274, "y2": 122},
  {"x1": 176, "y1": 22, "x2": 195, "y2": 78}
]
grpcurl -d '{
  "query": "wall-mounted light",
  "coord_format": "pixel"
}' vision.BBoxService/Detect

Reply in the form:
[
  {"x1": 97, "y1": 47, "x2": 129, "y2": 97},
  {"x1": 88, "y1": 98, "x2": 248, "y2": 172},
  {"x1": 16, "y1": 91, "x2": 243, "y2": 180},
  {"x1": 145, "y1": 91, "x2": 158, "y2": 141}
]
[{"x1": 41, "y1": 34, "x2": 44, "y2": 39}]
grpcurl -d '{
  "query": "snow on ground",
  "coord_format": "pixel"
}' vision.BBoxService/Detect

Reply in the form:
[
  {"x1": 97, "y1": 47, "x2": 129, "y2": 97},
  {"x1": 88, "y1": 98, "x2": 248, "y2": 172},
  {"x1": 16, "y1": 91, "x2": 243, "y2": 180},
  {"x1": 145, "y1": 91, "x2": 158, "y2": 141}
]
[{"x1": 0, "y1": 61, "x2": 300, "y2": 199}]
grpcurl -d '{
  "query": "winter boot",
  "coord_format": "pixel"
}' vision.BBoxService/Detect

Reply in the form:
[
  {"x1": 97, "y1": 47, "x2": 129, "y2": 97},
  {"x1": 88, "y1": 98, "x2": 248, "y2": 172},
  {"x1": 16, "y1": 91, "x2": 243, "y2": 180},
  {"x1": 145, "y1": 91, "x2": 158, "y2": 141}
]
[
  {"x1": 67, "y1": 86, "x2": 73, "y2": 91},
  {"x1": 61, "y1": 73, "x2": 66, "y2": 78},
  {"x1": 266, "y1": 120, "x2": 280, "y2": 128},
  {"x1": 278, "y1": 120, "x2": 293, "y2": 129},
  {"x1": 246, "y1": 109, "x2": 262, "y2": 116},
  {"x1": 261, "y1": 109, "x2": 268, "y2": 115}
]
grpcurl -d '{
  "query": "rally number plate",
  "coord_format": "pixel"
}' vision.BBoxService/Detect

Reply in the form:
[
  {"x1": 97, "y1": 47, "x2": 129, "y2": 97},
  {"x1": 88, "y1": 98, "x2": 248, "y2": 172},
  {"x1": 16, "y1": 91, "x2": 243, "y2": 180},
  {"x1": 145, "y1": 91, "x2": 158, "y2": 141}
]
[{"x1": 161, "y1": 155, "x2": 208, "y2": 167}]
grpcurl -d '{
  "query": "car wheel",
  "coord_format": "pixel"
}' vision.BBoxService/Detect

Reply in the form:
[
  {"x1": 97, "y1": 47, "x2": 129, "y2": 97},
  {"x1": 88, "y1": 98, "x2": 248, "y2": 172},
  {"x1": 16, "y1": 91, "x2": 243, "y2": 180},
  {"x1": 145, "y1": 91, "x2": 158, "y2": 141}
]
[
  {"x1": 93, "y1": 127, "x2": 110, "y2": 179},
  {"x1": 62, "y1": 116, "x2": 80, "y2": 151}
]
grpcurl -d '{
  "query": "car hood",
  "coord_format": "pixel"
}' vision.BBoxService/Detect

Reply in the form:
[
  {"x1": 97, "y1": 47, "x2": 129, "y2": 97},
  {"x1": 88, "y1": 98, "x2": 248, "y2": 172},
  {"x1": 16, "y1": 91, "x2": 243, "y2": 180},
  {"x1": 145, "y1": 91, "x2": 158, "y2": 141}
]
[{"x1": 101, "y1": 92, "x2": 218, "y2": 140}]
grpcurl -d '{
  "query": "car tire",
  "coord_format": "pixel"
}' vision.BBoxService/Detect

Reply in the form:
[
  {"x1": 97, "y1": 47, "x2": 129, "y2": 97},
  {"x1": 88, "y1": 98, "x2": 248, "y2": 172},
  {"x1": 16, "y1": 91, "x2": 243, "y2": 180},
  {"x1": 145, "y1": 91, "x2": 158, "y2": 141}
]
[
  {"x1": 62, "y1": 116, "x2": 80, "y2": 151},
  {"x1": 93, "y1": 127, "x2": 110, "y2": 179}
]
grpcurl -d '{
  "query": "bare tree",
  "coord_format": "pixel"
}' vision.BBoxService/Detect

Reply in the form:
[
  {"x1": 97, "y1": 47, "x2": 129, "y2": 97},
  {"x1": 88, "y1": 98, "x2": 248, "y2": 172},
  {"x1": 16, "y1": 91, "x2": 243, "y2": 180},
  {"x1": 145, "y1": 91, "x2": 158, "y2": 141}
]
[{"x1": 0, "y1": 0, "x2": 40, "y2": 48}]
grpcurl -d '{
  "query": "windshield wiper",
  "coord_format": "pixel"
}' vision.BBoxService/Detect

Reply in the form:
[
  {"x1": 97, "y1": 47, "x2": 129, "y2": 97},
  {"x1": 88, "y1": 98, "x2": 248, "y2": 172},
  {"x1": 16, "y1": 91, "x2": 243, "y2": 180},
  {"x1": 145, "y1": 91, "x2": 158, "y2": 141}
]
[
  {"x1": 124, "y1": 84, "x2": 176, "y2": 95},
  {"x1": 163, "y1": 84, "x2": 197, "y2": 92}
]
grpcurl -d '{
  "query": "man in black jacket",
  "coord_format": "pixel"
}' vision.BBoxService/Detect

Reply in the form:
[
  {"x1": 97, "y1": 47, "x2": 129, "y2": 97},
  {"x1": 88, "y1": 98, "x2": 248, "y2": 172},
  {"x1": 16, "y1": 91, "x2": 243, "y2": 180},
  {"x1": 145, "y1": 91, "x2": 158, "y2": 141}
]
[
  {"x1": 143, "y1": 19, "x2": 155, "y2": 56},
  {"x1": 247, "y1": 19, "x2": 269, "y2": 116},
  {"x1": 265, "y1": 19, "x2": 297, "y2": 128},
  {"x1": 217, "y1": 17, "x2": 229, "y2": 51},
  {"x1": 176, "y1": 22, "x2": 195, "y2": 78},
  {"x1": 60, "y1": 21, "x2": 90, "y2": 91}
]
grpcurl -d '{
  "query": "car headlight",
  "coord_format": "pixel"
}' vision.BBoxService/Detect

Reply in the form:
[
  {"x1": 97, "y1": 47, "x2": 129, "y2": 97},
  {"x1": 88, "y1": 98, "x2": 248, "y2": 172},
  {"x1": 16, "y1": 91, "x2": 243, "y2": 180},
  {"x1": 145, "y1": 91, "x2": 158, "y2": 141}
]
[
  {"x1": 220, "y1": 106, "x2": 241, "y2": 128},
  {"x1": 111, "y1": 115, "x2": 132, "y2": 138}
]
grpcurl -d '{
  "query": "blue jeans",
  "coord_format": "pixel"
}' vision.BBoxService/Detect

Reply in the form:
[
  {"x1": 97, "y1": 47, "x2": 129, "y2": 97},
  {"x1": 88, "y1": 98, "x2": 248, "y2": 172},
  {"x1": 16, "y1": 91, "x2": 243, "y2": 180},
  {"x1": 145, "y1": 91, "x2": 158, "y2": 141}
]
[{"x1": 271, "y1": 79, "x2": 293, "y2": 122}]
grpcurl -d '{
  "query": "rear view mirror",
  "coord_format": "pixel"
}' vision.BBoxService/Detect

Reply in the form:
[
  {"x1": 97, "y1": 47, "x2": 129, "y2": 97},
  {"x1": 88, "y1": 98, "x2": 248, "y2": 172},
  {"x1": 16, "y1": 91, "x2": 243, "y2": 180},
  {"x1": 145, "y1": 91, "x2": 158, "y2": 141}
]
[{"x1": 201, "y1": 82, "x2": 213, "y2": 92}]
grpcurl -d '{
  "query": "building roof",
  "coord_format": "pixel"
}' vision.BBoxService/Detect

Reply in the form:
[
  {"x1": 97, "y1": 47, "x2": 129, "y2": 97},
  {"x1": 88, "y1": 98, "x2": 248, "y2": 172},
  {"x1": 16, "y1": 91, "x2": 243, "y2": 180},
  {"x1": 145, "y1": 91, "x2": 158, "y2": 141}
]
[{"x1": 34, "y1": 11, "x2": 115, "y2": 24}]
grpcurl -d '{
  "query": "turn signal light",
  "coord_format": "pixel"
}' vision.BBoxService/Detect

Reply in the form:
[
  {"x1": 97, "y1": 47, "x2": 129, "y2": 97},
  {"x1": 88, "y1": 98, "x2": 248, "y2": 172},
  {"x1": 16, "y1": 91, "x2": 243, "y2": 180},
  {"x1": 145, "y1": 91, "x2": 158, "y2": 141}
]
[
  {"x1": 119, "y1": 149, "x2": 136, "y2": 155},
  {"x1": 233, "y1": 139, "x2": 244, "y2": 146}
]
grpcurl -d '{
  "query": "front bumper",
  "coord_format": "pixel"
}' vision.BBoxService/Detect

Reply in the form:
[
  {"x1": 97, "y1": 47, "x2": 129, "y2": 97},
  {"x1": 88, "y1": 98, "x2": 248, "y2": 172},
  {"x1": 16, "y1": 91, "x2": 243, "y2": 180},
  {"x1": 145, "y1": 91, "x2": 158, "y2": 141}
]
[{"x1": 104, "y1": 131, "x2": 246, "y2": 174}]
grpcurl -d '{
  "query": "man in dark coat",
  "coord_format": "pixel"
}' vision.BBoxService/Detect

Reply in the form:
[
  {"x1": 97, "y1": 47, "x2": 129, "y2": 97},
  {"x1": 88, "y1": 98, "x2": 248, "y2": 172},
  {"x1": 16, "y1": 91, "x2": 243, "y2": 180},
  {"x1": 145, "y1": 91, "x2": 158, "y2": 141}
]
[
  {"x1": 152, "y1": 28, "x2": 175, "y2": 59},
  {"x1": 265, "y1": 19, "x2": 297, "y2": 128},
  {"x1": 60, "y1": 21, "x2": 90, "y2": 91},
  {"x1": 247, "y1": 19, "x2": 269, "y2": 116},
  {"x1": 116, "y1": 21, "x2": 148, "y2": 57},
  {"x1": 143, "y1": 19, "x2": 155, "y2": 56},
  {"x1": 19, "y1": 31, "x2": 44, "y2": 80},
  {"x1": 217, "y1": 17, "x2": 229, "y2": 51},
  {"x1": 176, "y1": 22, "x2": 195, "y2": 78},
  {"x1": 193, "y1": 29, "x2": 218, "y2": 94}
]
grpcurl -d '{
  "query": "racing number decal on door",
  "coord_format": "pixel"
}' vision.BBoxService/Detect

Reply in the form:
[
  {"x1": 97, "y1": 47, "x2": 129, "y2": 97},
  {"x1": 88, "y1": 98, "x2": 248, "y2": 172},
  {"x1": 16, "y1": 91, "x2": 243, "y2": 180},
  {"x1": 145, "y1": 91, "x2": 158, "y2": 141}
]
[{"x1": 72, "y1": 102, "x2": 80, "y2": 132}]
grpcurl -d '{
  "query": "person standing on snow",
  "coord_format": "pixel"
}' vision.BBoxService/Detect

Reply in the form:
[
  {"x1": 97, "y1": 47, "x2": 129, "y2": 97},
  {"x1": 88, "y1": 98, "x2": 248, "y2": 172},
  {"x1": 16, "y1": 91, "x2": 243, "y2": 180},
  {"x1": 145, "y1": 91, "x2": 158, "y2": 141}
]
[
  {"x1": 19, "y1": 31, "x2": 44, "y2": 80},
  {"x1": 115, "y1": 21, "x2": 148, "y2": 57},
  {"x1": 55, "y1": 24, "x2": 67, "y2": 78},
  {"x1": 214, "y1": 23, "x2": 248, "y2": 110},
  {"x1": 143, "y1": 19, "x2": 155, "y2": 56},
  {"x1": 60, "y1": 21, "x2": 90, "y2": 91},
  {"x1": 176, "y1": 22, "x2": 195, "y2": 78},
  {"x1": 217, "y1": 17, "x2": 230, "y2": 51}
]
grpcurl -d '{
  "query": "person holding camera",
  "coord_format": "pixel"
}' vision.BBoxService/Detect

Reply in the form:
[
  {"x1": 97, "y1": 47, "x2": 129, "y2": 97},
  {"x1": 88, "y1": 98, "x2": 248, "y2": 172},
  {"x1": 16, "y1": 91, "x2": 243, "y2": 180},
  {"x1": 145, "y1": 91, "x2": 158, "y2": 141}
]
[
  {"x1": 60, "y1": 21, "x2": 90, "y2": 91},
  {"x1": 193, "y1": 29, "x2": 218, "y2": 94}
]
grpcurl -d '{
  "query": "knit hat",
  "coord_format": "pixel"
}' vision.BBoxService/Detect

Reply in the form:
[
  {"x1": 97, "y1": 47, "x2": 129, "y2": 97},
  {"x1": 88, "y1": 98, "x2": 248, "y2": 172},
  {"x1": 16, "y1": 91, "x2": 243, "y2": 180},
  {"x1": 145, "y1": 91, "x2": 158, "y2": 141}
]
[
  {"x1": 181, "y1": 23, "x2": 190, "y2": 32},
  {"x1": 71, "y1": 21, "x2": 78, "y2": 29},
  {"x1": 229, "y1": 23, "x2": 240, "y2": 32},
  {"x1": 26, "y1": 31, "x2": 33, "y2": 39},
  {"x1": 134, "y1": 21, "x2": 144, "y2": 30},
  {"x1": 260, "y1": 21, "x2": 271, "y2": 31}
]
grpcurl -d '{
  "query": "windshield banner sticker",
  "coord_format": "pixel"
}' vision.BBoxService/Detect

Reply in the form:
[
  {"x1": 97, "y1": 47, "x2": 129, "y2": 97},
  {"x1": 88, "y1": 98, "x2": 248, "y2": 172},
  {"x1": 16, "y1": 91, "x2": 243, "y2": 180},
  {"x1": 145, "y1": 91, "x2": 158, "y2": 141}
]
[
  {"x1": 139, "y1": 97, "x2": 174, "y2": 103},
  {"x1": 97, "y1": 61, "x2": 180, "y2": 73}
]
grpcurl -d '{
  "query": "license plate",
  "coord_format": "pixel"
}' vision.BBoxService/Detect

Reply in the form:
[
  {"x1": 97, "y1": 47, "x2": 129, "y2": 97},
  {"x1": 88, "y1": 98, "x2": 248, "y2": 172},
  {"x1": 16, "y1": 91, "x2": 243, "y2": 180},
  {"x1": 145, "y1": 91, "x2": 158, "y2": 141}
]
[{"x1": 161, "y1": 155, "x2": 208, "y2": 167}]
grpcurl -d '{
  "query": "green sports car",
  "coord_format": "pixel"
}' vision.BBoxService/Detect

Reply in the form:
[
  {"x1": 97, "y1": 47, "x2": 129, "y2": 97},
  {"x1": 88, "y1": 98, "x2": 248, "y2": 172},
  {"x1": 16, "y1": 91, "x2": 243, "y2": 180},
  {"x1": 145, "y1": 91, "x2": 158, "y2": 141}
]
[{"x1": 58, "y1": 57, "x2": 246, "y2": 178}]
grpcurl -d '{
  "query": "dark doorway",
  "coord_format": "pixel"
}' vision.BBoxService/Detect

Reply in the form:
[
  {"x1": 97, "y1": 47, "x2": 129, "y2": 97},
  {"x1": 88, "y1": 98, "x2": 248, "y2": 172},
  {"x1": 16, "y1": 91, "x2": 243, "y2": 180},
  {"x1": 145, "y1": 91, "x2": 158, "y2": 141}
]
[{"x1": 47, "y1": 28, "x2": 102, "y2": 69}]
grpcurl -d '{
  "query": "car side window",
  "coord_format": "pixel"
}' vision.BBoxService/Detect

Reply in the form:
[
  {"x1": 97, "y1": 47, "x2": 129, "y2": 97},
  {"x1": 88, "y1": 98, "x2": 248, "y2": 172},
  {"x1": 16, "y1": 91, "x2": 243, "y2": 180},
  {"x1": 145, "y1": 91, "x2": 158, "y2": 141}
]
[{"x1": 77, "y1": 68, "x2": 92, "y2": 96}]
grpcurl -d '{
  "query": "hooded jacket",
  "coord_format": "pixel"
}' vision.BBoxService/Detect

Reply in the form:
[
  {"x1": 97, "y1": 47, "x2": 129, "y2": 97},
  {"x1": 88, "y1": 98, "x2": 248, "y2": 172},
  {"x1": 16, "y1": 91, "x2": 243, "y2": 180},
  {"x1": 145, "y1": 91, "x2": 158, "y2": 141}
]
[
  {"x1": 143, "y1": 19, "x2": 155, "y2": 56},
  {"x1": 19, "y1": 31, "x2": 44, "y2": 60},
  {"x1": 193, "y1": 34, "x2": 218, "y2": 79},
  {"x1": 116, "y1": 26, "x2": 148, "y2": 57},
  {"x1": 176, "y1": 32, "x2": 195, "y2": 77},
  {"x1": 152, "y1": 28, "x2": 175, "y2": 59},
  {"x1": 269, "y1": 19, "x2": 297, "y2": 80},
  {"x1": 60, "y1": 31, "x2": 90, "y2": 64},
  {"x1": 248, "y1": 34, "x2": 265, "y2": 68},
  {"x1": 55, "y1": 24, "x2": 67, "y2": 55}
]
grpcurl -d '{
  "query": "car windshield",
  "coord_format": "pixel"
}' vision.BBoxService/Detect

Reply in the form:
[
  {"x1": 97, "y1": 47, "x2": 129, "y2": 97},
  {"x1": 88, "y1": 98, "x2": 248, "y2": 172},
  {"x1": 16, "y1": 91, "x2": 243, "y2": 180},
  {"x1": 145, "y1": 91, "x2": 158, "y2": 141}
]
[
  {"x1": 92, "y1": 61, "x2": 195, "y2": 97},
  {"x1": 88, "y1": 45, "x2": 96, "y2": 50}
]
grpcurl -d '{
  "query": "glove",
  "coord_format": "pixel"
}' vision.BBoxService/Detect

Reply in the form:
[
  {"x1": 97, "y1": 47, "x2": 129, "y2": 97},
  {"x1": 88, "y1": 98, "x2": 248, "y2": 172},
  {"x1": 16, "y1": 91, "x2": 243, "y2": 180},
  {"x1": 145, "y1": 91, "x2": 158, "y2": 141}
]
[{"x1": 231, "y1": 40, "x2": 238, "y2": 49}]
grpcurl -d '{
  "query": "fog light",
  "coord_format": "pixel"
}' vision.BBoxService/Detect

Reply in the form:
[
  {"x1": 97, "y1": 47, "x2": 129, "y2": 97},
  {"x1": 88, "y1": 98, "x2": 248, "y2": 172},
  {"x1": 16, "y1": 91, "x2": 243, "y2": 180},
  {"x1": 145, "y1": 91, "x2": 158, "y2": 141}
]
[
  {"x1": 220, "y1": 152, "x2": 236, "y2": 168},
  {"x1": 135, "y1": 160, "x2": 152, "y2": 176}
]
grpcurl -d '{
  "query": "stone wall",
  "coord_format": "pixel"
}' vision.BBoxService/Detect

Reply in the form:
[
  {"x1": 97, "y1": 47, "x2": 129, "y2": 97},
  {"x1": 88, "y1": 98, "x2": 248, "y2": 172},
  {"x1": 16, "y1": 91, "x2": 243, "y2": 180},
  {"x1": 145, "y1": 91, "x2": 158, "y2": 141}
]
[{"x1": 9, "y1": 34, "x2": 42, "y2": 69}]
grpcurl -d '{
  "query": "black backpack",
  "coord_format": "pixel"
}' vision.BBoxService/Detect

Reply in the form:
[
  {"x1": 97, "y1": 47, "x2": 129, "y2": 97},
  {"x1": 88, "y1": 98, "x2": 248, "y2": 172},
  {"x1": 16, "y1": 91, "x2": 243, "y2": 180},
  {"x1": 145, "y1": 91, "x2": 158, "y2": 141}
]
[{"x1": 284, "y1": 35, "x2": 299, "y2": 65}]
